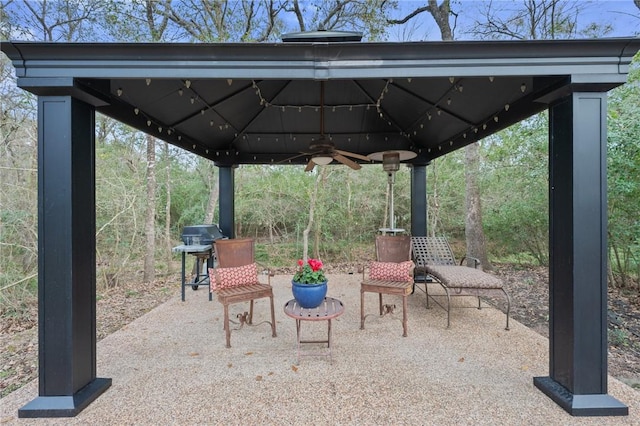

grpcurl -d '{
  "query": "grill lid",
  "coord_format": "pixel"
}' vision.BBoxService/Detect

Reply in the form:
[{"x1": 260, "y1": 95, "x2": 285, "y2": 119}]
[{"x1": 181, "y1": 224, "x2": 226, "y2": 245}]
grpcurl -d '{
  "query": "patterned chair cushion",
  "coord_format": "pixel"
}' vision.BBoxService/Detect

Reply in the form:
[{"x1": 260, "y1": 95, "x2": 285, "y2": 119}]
[
  {"x1": 369, "y1": 260, "x2": 415, "y2": 283},
  {"x1": 209, "y1": 263, "x2": 260, "y2": 291},
  {"x1": 426, "y1": 265, "x2": 503, "y2": 289}
]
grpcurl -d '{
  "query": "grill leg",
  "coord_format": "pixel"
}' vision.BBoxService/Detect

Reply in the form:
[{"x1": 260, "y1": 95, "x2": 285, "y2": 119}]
[
  {"x1": 181, "y1": 252, "x2": 186, "y2": 301},
  {"x1": 207, "y1": 249, "x2": 213, "y2": 301},
  {"x1": 360, "y1": 289, "x2": 365, "y2": 330}
]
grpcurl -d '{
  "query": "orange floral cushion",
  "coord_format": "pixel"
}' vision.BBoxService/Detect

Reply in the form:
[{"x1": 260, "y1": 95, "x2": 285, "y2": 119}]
[
  {"x1": 369, "y1": 260, "x2": 415, "y2": 283},
  {"x1": 209, "y1": 263, "x2": 259, "y2": 291}
]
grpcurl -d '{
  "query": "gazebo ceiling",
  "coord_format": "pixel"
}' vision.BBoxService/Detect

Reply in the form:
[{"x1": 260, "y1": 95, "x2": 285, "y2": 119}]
[{"x1": 3, "y1": 37, "x2": 638, "y2": 167}]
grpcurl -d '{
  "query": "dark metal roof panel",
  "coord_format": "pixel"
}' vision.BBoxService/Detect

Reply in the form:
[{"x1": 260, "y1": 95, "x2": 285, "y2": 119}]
[{"x1": 2, "y1": 38, "x2": 639, "y2": 165}]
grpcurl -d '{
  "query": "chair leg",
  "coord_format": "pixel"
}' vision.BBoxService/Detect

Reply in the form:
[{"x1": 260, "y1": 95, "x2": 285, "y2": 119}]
[
  {"x1": 360, "y1": 289, "x2": 365, "y2": 330},
  {"x1": 425, "y1": 283, "x2": 430, "y2": 308},
  {"x1": 269, "y1": 295, "x2": 277, "y2": 337},
  {"x1": 223, "y1": 303, "x2": 231, "y2": 348},
  {"x1": 444, "y1": 287, "x2": 451, "y2": 329},
  {"x1": 502, "y1": 288, "x2": 511, "y2": 331},
  {"x1": 378, "y1": 293, "x2": 383, "y2": 315},
  {"x1": 402, "y1": 295, "x2": 408, "y2": 337},
  {"x1": 248, "y1": 300, "x2": 255, "y2": 325}
]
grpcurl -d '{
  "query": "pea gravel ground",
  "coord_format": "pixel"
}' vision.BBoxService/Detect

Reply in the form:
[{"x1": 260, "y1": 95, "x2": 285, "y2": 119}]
[{"x1": 2, "y1": 274, "x2": 639, "y2": 425}]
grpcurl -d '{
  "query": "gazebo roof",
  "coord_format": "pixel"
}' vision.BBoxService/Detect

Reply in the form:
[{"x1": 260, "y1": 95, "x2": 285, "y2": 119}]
[{"x1": 2, "y1": 37, "x2": 638, "y2": 166}]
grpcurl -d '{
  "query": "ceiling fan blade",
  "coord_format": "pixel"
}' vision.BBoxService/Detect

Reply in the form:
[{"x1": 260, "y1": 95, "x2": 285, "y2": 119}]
[
  {"x1": 304, "y1": 159, "x2": 316, "y2": 172},
  {"x1": 335, "y1": 149, "x2": 370, "y2": 161},
  {"x1": 334, "y1": 153, "x2": 362, "y2": 170},
  {"x1": 279, "y1": 152, "x2": 311, "y2": 164}
]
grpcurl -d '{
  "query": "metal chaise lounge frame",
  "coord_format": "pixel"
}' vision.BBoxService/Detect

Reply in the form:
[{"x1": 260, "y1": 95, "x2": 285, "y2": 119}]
[{"x1": 411, "y1": 236, "x2": 511, "y2": 330}]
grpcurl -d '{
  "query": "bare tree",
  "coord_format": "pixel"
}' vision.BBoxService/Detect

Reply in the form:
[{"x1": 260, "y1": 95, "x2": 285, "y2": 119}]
[
  {"x1": 467, "y1": 0, "x2": 611, "y2": 40},
  {"x1": 163, "y1": 142, "x2": 172, "y2": 270},
  {"x1": 14, "y1": 0, "x2": 104, "y2": 41},
  {"x1": 386, "y1": 0, "x2": 458, "y2": 39},
  {"x1": 143, "y1": 134, "x2": 156, "y2": 282},
  {"x1": 139, "y1": 0, "x2": 170, "y2": 282},
  {"x1": 388, "y1": 0, "x2": 493, "y2": 268},
  {"x1": 285, "y1": 0, "x2": 392, "y2": 40},
  {"x1": 464, "y1": 143, "x2": 492, "y2": 269},
  {"x1": 302, "y1": 167, "x2": 325, "y2": 261},
  {"x1": 156, "y1": 0, "x2": 284, "y2": 42},
  {"x1": 203, "y1": 162, "x2": 218, "y2": 224}
]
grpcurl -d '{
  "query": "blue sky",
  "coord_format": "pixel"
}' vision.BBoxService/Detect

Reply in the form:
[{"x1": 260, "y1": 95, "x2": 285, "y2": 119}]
[{"x1": 389, "y1": 0, "x2": 640, "y2": 40}]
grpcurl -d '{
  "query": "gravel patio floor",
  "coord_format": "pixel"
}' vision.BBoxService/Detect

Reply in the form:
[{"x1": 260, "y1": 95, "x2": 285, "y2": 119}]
[{"x1": 2, "y1": 274, "x2": 639, "y2": 425}]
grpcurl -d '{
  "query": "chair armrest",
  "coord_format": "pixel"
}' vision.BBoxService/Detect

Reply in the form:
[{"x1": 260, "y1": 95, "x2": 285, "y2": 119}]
[
  {"x1": 460, "y1": 255, "x2": 481, "y2": 269},
  {"x1": 358, "y1": 264, "x2": 366, "y2": 279},
  {"x1": 255, "y1": 262, "x2": 275, "y2": 285}
]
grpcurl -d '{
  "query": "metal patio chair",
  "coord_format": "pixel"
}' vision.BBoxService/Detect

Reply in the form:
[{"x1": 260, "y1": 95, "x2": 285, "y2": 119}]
[
  {"x1": 360, "y1": 235, "x2": 415, "y2": 337},
  {"x1": 209, "y1": 238, "x2": 277, "y2": 348},
  {"x1": 411, "y1": 236, "x2": 511, "y2": 330}
]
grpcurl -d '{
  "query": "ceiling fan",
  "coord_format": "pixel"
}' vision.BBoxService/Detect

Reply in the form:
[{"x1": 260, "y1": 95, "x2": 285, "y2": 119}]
[{"x1": 287, "y1": 81, "x2": 369, "y2": 171}]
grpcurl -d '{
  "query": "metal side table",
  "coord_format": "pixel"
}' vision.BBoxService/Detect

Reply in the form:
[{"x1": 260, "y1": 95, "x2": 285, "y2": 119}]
[{"x1": 283, "y1": 297, "x2": 345, "y2": 364}]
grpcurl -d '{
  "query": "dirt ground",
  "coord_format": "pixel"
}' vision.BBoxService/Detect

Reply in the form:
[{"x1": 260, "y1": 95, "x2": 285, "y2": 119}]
[
  {"x1": 491, "y1": 264, "x2": 640, "y2": 389},
  {"x1": 1, "y1": 264, "x2": 639, "y2": 398}
]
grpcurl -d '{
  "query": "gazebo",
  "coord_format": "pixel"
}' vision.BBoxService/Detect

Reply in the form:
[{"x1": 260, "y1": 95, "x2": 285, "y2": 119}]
[{"x1": 2, "y1": 33, "x2": 639, "y2": 418}]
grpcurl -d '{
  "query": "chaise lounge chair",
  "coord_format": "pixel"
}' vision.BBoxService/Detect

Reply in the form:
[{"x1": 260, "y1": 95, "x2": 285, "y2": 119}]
[{"x1": 411, "y1": 236, "x2": 510, "y2": 330}]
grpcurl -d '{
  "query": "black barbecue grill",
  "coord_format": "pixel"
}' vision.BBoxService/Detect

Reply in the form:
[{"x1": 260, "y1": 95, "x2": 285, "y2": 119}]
[
  {"x1": 181, "y1": 224, "x2": 226, "y2": 246},
  {"x1": 173, "y1": 224, "x2": 227, "y2": 301}
]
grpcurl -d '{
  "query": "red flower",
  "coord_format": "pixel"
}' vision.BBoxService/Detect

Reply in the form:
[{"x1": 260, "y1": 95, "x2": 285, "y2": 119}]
[
  {"x1": 308, "y1": 259, "x2": 323, "y2": 271},
  {"x1": 292, "y1": 258, "x2": 327, "y2": 284}
]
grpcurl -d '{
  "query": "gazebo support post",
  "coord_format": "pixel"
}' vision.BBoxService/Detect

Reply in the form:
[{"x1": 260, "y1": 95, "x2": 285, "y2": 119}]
[
  {"x1": 19, "y1": 96, "x2": 111, "y2": 418},
  {"x1": 410, "y1": 164, "x2": 428, "y2": 237},
  {"x1": 218, "y1": 165, "x2": 236, "y2": 239},
  {"x1": 534, "y1": 92, "x2": 627, "y2": 416}
]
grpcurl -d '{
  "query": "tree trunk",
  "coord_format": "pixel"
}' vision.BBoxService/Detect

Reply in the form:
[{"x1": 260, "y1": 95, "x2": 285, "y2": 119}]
[
  {"x1": 164, "y1": 142, "x2": 172, "y2": 272},
  {"x1": 422, "y1": 1, "x2": 491, "y2": 268},
  {"x1": 313, "y1": 167, "x2": 328, "y2": 259},
  {"x1": 429, "y1": 159, "x2": 440, "y2": 237},
  {"x1": 464, "y1": 143, "x2": 493, "y2": 270},
  {"x1": 143, "y1": 134, "x2": 156, "y2": 282},
  {"x1": 302, "y1": 168, "x2": 323, "y2": 261},
  {"x1": 204, "y1": 166, "x2": 218, "y2": 224}
]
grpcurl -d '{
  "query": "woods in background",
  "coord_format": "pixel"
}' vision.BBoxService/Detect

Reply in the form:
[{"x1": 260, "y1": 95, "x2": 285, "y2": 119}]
[{"x1": 1, "y1": 1, "x2": 639, "y2": 303}]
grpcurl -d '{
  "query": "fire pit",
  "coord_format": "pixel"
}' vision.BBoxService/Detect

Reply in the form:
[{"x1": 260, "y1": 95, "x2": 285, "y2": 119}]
[{"x1": 172, "y1": 224, "x2": 227, "y2": 301}]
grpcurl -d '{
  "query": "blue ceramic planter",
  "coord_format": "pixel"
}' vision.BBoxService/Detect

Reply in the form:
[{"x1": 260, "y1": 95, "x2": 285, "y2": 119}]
[{"x1": 291, "y1": 280, "x2": 327, "y2": 308}]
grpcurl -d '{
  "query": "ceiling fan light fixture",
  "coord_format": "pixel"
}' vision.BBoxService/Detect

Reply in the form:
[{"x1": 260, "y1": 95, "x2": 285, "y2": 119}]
[{"x1": 312, "y1": 154, "x2": 333, "y2": 165}]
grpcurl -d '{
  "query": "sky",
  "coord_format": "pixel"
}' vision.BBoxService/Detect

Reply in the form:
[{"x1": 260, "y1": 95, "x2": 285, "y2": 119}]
[
  {"x1": 2, "y1": 0, "x2": 639, "y2": 42},
  {"x1": 389, "y1": 0, "x2": 640, "y2": 41}
]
